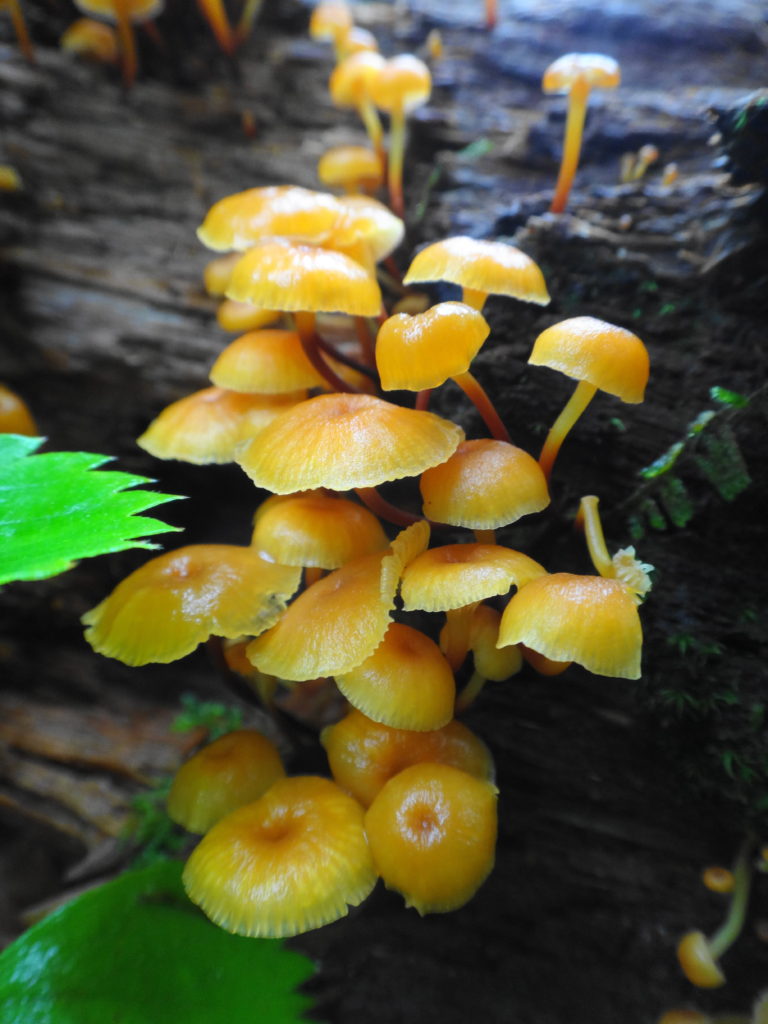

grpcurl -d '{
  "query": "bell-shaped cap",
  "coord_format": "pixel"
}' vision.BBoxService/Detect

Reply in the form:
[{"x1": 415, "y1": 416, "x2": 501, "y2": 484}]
[
  {"x1": 226, "y1": 239, "x2": 382, "y2": 316},
  {"x1": 216, "y1": 300, "x2": 282, "y2": 334},
  {"x1": 404, "y1": 236, "x2": 550, "y2": 305},
  {"x1": 330, "y1": 51, "x2": 386, "y2": 109},
  {"x1": 497, "y1": 572, "x2": 642, "y2": 678},
  {"x1": 183, "y1": 775, "x2": 377, "y2": 937},
  {"x1": 236, "y1": 392, "x2": 464, "y2": 494},
  {"x1": 420, "y1": 438, "x2": 550, "y2": 529},
  {"x1": 318, "y1": 145, "x2": 384, "y2": 194},
  {"x1": 167, "y1": 729, "x2": 285, "y2": 834},
  {"x1": 247, "y1": 522, "x2": 430, "y2": 681},
  {"x1": 82, "y1": 544, "x2": 302, "y2": 665},
  {"x1": 542, "y1": 52, "x2": 620, "y2": 94},
  {"x1": 529, "y1": 316, "x2": 649, "y2": 402},
  {"x1": 376, "y1": 302, "x2": 490, "y2": 391},
  {"x1": 335, "y1": 622, "x2": 456, "y2": 731},
  {"x1": 137, "y1": 386, "x2": 308, "y2": 465},
  {"x1": 252, "y1": 491, "x2": 388, "y2": 569},
  {"x1": 197, "y1": 185, "x2": 341, "y2": 253},
  {"x1": 322, "y1": 709, "x2": 494, "y2": 807},
  {"x1": 369, "y1": 54, "x2": 431, "y2": 114},
  {"x1": 210, "y1": 329, "x2": 331, "y2": 394},
  {"x1": 401, "y1": 543, "x2": 547, "y2": 612},
  {"x1": 364, "y1": 763, "x2": 498, "y2": 914}
]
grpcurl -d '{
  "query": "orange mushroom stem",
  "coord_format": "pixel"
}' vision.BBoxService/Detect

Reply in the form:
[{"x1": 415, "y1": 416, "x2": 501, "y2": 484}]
[
  {"x1": 293, "y1": 312, "x2": 355, "y2": 393},
  {"x1": 3, "y1": 0, "x2": 34, "y2": 60},
  {"x1": 196, "y1": 0, "x2": 235, "y2": 54},
  {"x1": 233, "y1": 0, "x2": 263, "y2": 49},
  {"x1": 452, "y1": 370, "x2": 512, "y2": 444},
  {"x1": 113, "y1": 0, "x2": 138, "y2": 85},
  {"x1": 538, "y1": 377, "x2": 596, "y2": 480}
]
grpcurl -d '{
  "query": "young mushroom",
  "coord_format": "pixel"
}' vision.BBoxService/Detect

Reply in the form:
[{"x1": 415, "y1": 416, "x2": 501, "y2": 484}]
[
  {"x1": 60, "y1": 18, "x2": 119, "y2": 63},
  {"x1": 73, "y1": 0, "x2": 163, "y2": 86},
  {"x1": 542, "y1": 52, "x2": 621, "y2": 214}
]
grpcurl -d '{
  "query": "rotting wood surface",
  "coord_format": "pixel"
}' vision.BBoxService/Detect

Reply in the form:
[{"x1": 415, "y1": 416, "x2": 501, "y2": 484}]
[{"x1": 2, "y1": 1, "x2": 768, "y2": 1021}]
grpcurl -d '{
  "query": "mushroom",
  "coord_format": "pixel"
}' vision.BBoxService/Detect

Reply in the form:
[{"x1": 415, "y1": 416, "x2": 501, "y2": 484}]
[
  {"x1": 364, "y1": 763, "x2": 498, "y2": 914},
  {"x1": 82, "y1": 544, "x2": 301, "y2": 665},
  {"x1": 309, "y1": 0, "x2": 353, "y2": 61},
  {"x1": 318, "y1": 144, "x2": 384, "y2": 195},
  {"x1": 167, "y1": 729, "x2": 285, "y2": 834},
  {"x1": 209, "y1": 329, "x2": 338, "y2": 395},
  {"x1": 329, "y1": 52, "x2": 387, "y2": 169},
  {"x1": 0, "y1": 383, "x2": 37, "y2": 435},
  {"x1": 529, "y1": 315, "x2": 649, "y2": 480},
  {"x1": 73, "y1": 0, "x2": 163, "y2": 87},
  {"x1": 455, "y1": 602, "x2": 523, "y2": 710},
  {"x1": 403, "y1": 236, "x2": 550, "y2": 312},
  {"x1": 60, "y1": 18, "x2": 118, "y2": 63},
  {"x1": 183, "y1": 775, "x2": 377, "y2": 937},
  {"x1": 216, "y1": 301, "x2": 282, "y2": 334},
  {"x1": 542, "y1": 52, "x2": 621, "y2": 214},
  {"x1": 321, "y1": 708, "x2": 494, "y2": 808}
]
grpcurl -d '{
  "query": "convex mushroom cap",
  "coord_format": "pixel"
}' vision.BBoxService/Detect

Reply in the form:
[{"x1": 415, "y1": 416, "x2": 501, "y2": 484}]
[{"x1": 542, "y1": 52, "x2": 621, "y2": 95}]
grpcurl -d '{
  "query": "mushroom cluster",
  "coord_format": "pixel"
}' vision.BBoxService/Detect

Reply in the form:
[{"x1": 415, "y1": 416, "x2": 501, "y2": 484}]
[{"x1": 82, "y1": 3, "x2": 652, "y2": 938}]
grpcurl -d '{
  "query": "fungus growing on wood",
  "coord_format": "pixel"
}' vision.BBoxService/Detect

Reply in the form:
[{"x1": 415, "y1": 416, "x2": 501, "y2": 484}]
[
  {"x1": 497, "y1": 572, "x2": 642, "y2": 679},
  {"x1": 542, "y1": 52, "x2": 621, "y2": 213},
  {"x1": 0, "y1": 383, "x2": 37, "y2": 435},
  {"x1": 529, "y1": 315, "x2": 649, "y2": 480},
  {"x1": 73, "y1": 0, "x2": 163, "y2": 86},
  {"x1": 403, "y1": 236, "x2": 550, "y2": 312},
  {"x1": 209, "y1": 329, "x2": 333, "y2": 394},
  {"x1": 364, "y1": 763, "x2": 498, "y2": 914},
  {"x1": 369, "y1": 54, "x2": 432, "y2": 217},
  {"x1": 329, "y1": 52, "x2": 387, "y2": 168},
  {"x1": 183, "y1": 775, "x2": 377, "y2": 937},
  {"x1": 137, "y1": 386, "x2": 308, "y2": 465},
  {"x1": 60, "y1": 18, "x2": 118, "y2": 62},
  {"x1": 321, "y1": 709, "x2": 494, "y2": 807},
  {"x1": 167, "y1": 729, "x2": 285, "y2": 834},
  {"x1": 318, "y1": 145, "x2": 383, "y2": 195},
  {"x1": 82, "y1": 544, "x2": 301, "y2": 665},
  {"x1": 335, "y1": 622, "x2": 456, "y2": 731}
]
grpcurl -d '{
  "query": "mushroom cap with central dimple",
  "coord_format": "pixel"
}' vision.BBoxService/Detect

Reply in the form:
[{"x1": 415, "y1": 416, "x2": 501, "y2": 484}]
[
  {"x1": 404, "y1": 236, "x2": 550, "y2": 304},
  {"x1": 529, "y1": 315, "x2": 649, "y2": 402},
  {"x1": 236, "y1": 392, "x2": 464, "y2": 493},
  {"x1": 542, "y1": 52, "x2": 621, "y2": 94}
]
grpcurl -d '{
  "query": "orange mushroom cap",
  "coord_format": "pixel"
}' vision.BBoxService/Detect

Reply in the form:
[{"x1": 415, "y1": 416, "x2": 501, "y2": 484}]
[
  {"x1": 364, "y1": 762, "x2": 498, "y2": 914},
  {"x1": 60, "y1": 17, "x2": 118, "y2": 61},
  {"x1": 542, "y1": 52, "x2": 620, "y2": 95},
  {"x1": 335, "y1": 622, "x2": 456, "y2": 731},
  {"x1": 183, "y1": 775, "x2": 377, "y2": 937},
  {"x1": 321, "y1": 708, "x2": 494, "y2": 808},
  {"x1": 369, "y1": 54, "x2": 431, "y2": 115},
  {"x1": 318, "y1": 145, "x2": 383, "y2": 194},
  {"x1": 401, "y1": 543, "x2": 547, "y2": 612},
  {"x1": 226, "y1": 238, "x2": 382, "y2": 316},
  {"x1": 403, "y1": 236, "x2": 550, "y2": 307},
  {"x1": 203, "y1": 252, "x2": 241, "y2": 297},
  {"x1": 215, "y1": 300, "x2": 282, "y2": 334},
  {"x1": 529, "y1": 315, "x2": 649, "y2": 403},
  {"x1": 73, "y1": 0, "x2": 161, "y2": 22},
  {"x1": 469, "y1": 603, "x2": 523, "y2": 682},
  {"x1": 676, "y1": 931, "x2": 726, "y2": 988},
  {"x1": 197, "y1": 185, "x2": 341, "y2": 253},
  {"x1": 167, "y1": 729, "x2": 285, "y2": 834},
  {"x1": 420, "y1": 438, "x2": 550, "y2": 529},
  {"x1": 376, "y1": 301, "x2": 490, "y2": 392},
  {"x1": 137, "y1": 386, "x2": 308, "y2": 465},
  {"x1": 209, "y1": 329, "x2": 332, "y2": 394},
  {"x1": 82, "y1": 544, "x2": 301, "y2": 666},
  {"x1": 329, "y1": 194, "x2": 404, "y2": 264},
  {"x1": 0, "y1": 383, "x2": 37, "y2": 435},
  {"x1": 252, "y1": 491, "x2": 388, "y2": 569},
  {"x1": 497, "y1": 572, "x2": 642, "y2": 679},
  {"x1": 329, "y1": 51, "x2": 387, "y2": 110},
  {"x1": 309, "y1": 0, "x2": 352, "y2": 44},
  {"x1": 235, "y1": 392, "x2": 464, "y2": 494}
]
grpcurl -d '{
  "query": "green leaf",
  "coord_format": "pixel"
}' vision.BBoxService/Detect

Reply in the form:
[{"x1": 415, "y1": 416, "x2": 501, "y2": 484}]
[
  {"x1": 0, "y1": 860, "x2": 316, "y2": 1024},
  {"x1": 0, "y1": 436, "x2": 182, "y2": 585}
]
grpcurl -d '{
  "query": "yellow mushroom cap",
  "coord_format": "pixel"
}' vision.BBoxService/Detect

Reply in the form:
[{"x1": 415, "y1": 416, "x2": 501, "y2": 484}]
[
  {"x1": 203, "y1": 253, "x2": 241, "y2": 297},
  {"x1": 252, "y1": 491, "x2": 389, "y2": 569},
  {"x1": 335, "y1": 622, "x2": 456, "y2": 731},
  {"x1": 401, "y1": 544, "x2": 547, "y2": 612},
  {"x1": 330, "y1": 195, "x2": 404, "y2": 264},
  {"x1": 246, "y1": 522, "x2": 429, "y2": 681},
  {"x1": 318, "y1": 145, "x2": 384, "y2": 193},
  {"x1": 235, "y1": 392, "x2": 464, "y2": 494},
  {"x1": 330, "y1": 51, "x2": 387, "y2": 109},
  {"x1": 137, "y1": 386, "x2": 308, "y2": 465},
  {"x1": 209, "y1": 329, "x2": 331, "y2": 394},
  {"x1": 82, "y1": 545, "x2": 302, "y2": 666},
  {"x1": 364, "y1": 762, "x2": 498, "y2": 914},
  {"x1": 542, "y1": 52, "x2": 620, "y2": 94},
  {"x1": 420, "y1": 438, "x2": 550, "y2": 529},
  {"x1": 183, "y1": 775, "x2": 377, "y2": 938},
  {"x1": 309, "y1": 0, "x2": 352, "y2": 43},
  {"x1": 403, "y1": 236, "x2": 550, "y2": 305},
  {"x1": 73, "y1": 0, "x2": 161, "y2": 22},
  {"x1": 376, "y1": 302, "x2": 490, "y2": 391},
  {"x1": 0, "y1": 383, "x2": 37, "y2": 435},
  {"x1": 676, "y1": 931, "x2": 726, "y2": 988},
  {"x1": 529, "y1": 315, "x2": 649, "y2": 402},
  {"x1": 216, "y1": 300, "x2": 282, "y2": 334},
  {"x1": 469, "y1": 603, "x2": 523, "y2": 681},
  {"x1": 167, "y1": 729, "x2": 285, "y2": 834},
  {"x1": 226, "y1": 239, "x2": 382, "y2": 316},
  {"x1": 369, "y1": 54, "x2": 432, "y2": 114},
  {"x1": 197, "y1": 185, "x2": 341, "y2": 253},
  {"x1": 321, "y1": 709, "x2": 494, "y2": 807},
  {"x1": 497, "y1": 572, "x2": 642, "y2": 679},
  {"x1": 60, "y1": 18, "x2": 118, "y2": 61}
]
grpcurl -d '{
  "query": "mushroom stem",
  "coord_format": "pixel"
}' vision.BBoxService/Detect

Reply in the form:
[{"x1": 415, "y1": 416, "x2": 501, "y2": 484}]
[
  {"x1": 550, "y1": 76, "x2": 590, "y2": 214},
  {"x1": 386, "y1": 105, "x2": 406, "y2": 218},
  {"x1": 461, "y1": 287, "x2": 490, "y2": 311},
  {"x1": 455, "y1": 669, "x2": 487, "y2": 712},
  {"x1": 5, "y1": 0, "x2": 34, "y2": 61},
  {"x1": 196, "y1": 0, "x2": 235, "y2": 55},
  {"x1": 293, "y1": 312, "x2": 355, "y2": 394},
  {"x1": 354, "y1": 316, "x2": 376, "y2": 367},
  {"x1": 358, "y1": 100, "x2": 386, "y2": 170},
  {"x1": 484, "y1": 0, "x2": 497, "y2": 30},
  {"x1": 113, "y1": 0, "x2": 137, "y2": 87},
  {"x1": 314, "y1": 333, "x2": 378, "y2": 382},
  {"x1": 452, "y1": 370, "x2": 512, "y2": 444},
  {"x1": 474, "y1": 529, "x2": 496, "y2": 545},
  {"x1": 234, "y1": 0, "x2": 264, "y2": 48},
  {"x1": 708, "y1": 837, "x2": 754, "y2": 960},
  {"x1": 355, "y1": 487, "x2": 422, "y2": 528},
  {"x1": 415, "y1": 389, "x2": 432, "y2": 411},
  {"x1": 304, "y1": 566, "x2": 324, "y2": 588},
  {"x1": 538, "y1": 378, "x2": 597, "y2": 481},
  {"x1": 577, "y1": 495, "x2": 614, "y2": 579}
]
